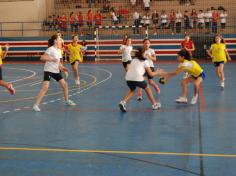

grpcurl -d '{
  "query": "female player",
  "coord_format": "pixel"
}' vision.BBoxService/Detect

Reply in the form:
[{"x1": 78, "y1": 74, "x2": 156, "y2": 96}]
[
  {"x1": 119, "y1": 47, "x2": 162, "y2": 112},
  {"x1": 161, "y1": 49, "x2": 205, "y2": 105},
  {"x1": 118, "y1": 37, "x2": 133, "y2": 71},
  {"x1": 0, "y1": 44, "x2": 15, "y2": 95},
  {"x1": 65, "y1": 35, "x2": 83, "y2": 86},
  {"x1": 137, "y1": 38, "x2": 160, "y2": 100},
  {"x1": 33, "y1": 35, "x2": 76, "y2": 112},
  {"x1": 207, "y1": 35, "x2": 231, "y2": 89}
]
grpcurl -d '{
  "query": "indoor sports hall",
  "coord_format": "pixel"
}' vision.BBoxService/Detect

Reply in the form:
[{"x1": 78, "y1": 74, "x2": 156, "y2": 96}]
[{"x1": 0, "y1": 0, "x2": 235, "y2": 176}]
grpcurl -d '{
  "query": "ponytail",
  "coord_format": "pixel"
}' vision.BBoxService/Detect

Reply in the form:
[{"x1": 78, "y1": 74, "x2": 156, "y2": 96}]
[{"x1": 48, "y1": 35, "x2": 58, "y2": 47}]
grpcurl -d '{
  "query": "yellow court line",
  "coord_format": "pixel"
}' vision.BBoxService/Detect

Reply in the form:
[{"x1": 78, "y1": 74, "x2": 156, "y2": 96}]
[{"x1": 0, "y1": 147, "x2": 235, "y2": 158}]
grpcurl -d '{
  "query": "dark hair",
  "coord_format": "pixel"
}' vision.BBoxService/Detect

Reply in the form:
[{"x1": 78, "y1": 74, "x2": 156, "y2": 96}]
[
  {"x1": 82, "y1": 40, "x2": 87, "y2": 46},
  {"x1": 177, "y1": 49, "x2": 191, "y2": 60},
  {"x1": 143, "y1": 38, "x2": 150, "y2": 43},
  {"x1": 48, "y1": 35, "x2": 58, "y2": 47},
  {"x1": 214, "y1": 34, "x2": 225, "y2": 44},
  {"x1": 72, "y1": 34, "x2": 78, "y2": 40},
  {"x1": 135, "y1": 47, "x2": 145, "y2": 61}
]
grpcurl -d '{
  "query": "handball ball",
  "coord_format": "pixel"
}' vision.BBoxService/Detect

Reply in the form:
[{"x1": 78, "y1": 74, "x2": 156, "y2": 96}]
[{"x1": 159, "y1": 77, "x2": 166, "y2": 85}]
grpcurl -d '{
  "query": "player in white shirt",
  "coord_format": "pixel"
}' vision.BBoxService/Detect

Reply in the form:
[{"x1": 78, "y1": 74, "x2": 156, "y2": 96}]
[
  {"x1": 137, "y1": 39, "x2": 160, "y2": 100},
  {"x1": 119, "y1": 47, "x2": 162, "y2": 112},
  {"x1": 33, "y1": 35, "x2": 76, "y2": 112},
  {"x1": 118, "y1": 38, "x2": 133, "y2": 71}
]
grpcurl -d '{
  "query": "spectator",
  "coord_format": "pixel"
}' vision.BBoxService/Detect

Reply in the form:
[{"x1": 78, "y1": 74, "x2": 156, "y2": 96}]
[
  {"x1": 204, "y1": 8, "x2": 212, "y2": 33},
  {"x1": 169, "y1": 9, "x2": 176, "y2": 34},
  {"x1": 212, "y1": 8, "x2": 219, "y2": 33},
  {"x1": 175, "y1": 10, "x2": 182, "y2": 33},
  {"x1": 133, "y1": 11, "x2": 140, "y2": 34},
  {"x1": 143, "y1": 13, "x2": 151, "y2": 29},
  {"x1": 87, "y1": 9, "x2": 93, "y2": 34},
  {"x1": 94, "y1": 10, "x2": 102, "y2": 27},
  {"x1": 190, "y1": 9, "x2": 197, "y2": 31},
  {"x1": 183, "y1": 10, "x2": 190, "y2": 33},
  {"x1": 152, "y1": 10, "x2": 159, "y2": 35},
  {"x1": 160, "y1": 10, "x2": 168, "y2": 32},
  {"x1": 181, "y1": 34, "x2": 195, "y2": 57},
  {"x1": 143, "y1": 0, "x2": 150, "y2": 12},
  {"x1": 69, "y1": 12, "x2": 76, "y2": 33},
  {"x1": 111, "y1": 10, "x2": 119, "y2": 24},
  {"x1": 102, "y1": 1, "x2": 110, "y2": 13},
  {"x1": 130, "y1": 0, "x2": 136, "y2": 8},
  {"x1": 59, "y1": 14, "x2": 67, "y2": 32},
  {"x1": 197, "y1": 10, "x2": 204, "y2": 31},
  {"x1": 77, "y1": 11, "x2": 84, "y2": 35},
  {"x1": 220, "y1": 9, "x2": 227, "y2": 32}
]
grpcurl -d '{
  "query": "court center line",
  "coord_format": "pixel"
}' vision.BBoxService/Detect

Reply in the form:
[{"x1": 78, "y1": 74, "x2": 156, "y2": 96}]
[{"x1": 0, "y1": 147, "x2": 235, "y2": 158}]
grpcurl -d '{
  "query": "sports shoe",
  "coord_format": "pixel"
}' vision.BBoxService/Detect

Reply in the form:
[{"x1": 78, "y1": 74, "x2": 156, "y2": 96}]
[
  {"x1": 119, "y1": 101, "x2": 127, "y2": 112},
  {"x1": 190, "y1": 95, "x2": 198, "y2": 105},
  {"x1": 65, "y1": 99, "x2": 76, "y2": 106},
  {"x1": 220, "y1": 81, "x2": 224, "y2": 90},
  {"x1": 75, "y1": 79, "x2": 80, "y2": 86},
  {"x1": 137, "y1": 95, "x2": 143, "y2": 101},
  {"x1": 7, "y1": 83, "x2": 16, "y2": 95},
  {"x1": 176, "y1": 97, "x2": 188, "y2": 104},
  {"x1": 32, "y1": 104, "x2": 40, "y2": 112},
  {"x1": 152, "y1": 102, "x2": 161, "y2": 110}
]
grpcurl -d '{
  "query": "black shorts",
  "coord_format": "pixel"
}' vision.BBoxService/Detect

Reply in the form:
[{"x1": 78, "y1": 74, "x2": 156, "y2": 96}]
[
  {"x1": 214, "y1": 61, "x2": 224, "y2": 67},
  {"x1": 144, "y1": 67, "x2": 155, "y2": 79},
  {"x1": 0, "y1": 66, "x2": 2, "y2": 80},
  {"x1": 71, "y1": 60, "x2": 79, "y2": 65},
  {"x1": 122, "y1": 60, "x2": 131, "y2": 69},
  {"x1": 126, "y1": 81, "x2": 147, "y2": 91},
  {"x1": 43, "y1": 71, "x2": 63, "y2": 82},
  {"x1": 221, "y1": 23, "x2": 226, "y2": 29}
]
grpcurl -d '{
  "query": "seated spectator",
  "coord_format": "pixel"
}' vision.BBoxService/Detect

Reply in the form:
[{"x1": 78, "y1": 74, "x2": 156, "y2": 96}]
[
  {"x1": 143, "y1": 0, "x2": 150, "y2": 12},
  {"x1": 111, "y1": 10, "x2": 119, "y2": 24},
  {"x1": 102, "y1": 1, "x2": 111, "y2": 13},
  {"x1": 130, "y1": 0, "x2": 136, "y2": 8},
  {"x1": 117, "y1": 6, "x2": 129, "y2": 23}
]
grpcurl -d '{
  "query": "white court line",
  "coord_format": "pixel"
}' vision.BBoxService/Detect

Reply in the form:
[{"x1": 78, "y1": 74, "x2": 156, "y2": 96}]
[
  {"x1": 5, "y1": 67, "x2": 36, "y2": 83},
  {"x1": 1, "y1": 68, "x2": 112, "y2": 114}
]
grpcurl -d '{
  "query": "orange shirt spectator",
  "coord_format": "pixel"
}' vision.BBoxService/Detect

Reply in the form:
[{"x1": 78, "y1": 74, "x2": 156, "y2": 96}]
[{"x1": 94, "y1": 10, "x2": 102, "y2": 26}]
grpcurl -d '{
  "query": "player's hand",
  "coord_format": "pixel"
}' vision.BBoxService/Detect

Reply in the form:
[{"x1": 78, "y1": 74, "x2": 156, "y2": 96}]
[{"x1": 61, "y1": 67, "x2": 69, "y2": 72}]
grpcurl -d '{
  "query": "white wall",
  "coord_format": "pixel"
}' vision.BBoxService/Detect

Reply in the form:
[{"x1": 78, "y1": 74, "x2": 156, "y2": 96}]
[{"x1": 0, "y1": 0, "x2": 48, "y2": 36}]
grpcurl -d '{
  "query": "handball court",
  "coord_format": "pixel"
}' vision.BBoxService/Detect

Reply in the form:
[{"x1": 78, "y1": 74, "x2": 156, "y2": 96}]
[{"x1": 0, "y1": 61, "x2": 235, "y2": 176}]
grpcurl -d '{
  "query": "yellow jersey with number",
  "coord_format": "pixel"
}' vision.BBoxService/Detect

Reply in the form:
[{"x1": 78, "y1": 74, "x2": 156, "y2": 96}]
[
  {"x1": 210, "y1": 43, "x2": 227, "y2": 63},
  {"x1": 180, "y1": 59, "x2": 203, "y2": 77},
  {"x1": 67, "y1": 43, "x2": 83, "y2": 63}
]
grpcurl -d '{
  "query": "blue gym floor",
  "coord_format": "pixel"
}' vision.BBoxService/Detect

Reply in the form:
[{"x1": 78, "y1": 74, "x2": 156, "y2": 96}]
[{"x1": 0, "y1": 61, "x2": 235, "y2": 176}]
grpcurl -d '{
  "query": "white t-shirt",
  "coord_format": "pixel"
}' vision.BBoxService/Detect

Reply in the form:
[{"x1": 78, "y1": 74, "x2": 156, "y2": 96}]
[
  {"x1": 161, "y1": 14, "x2": 168, "y2": 24},
  {"x1": 204, "y1": 12, "x2": 212, "y2": 22},
  {"x1": 120, "y1": 45, "x2": 133, "y2": 62},
  {"x1": 175, "y1": 13, "x2": 182, "y2": 23},
  {"x1": 143, "y1": 0, "x2": 150, "y2": 7},
  {"x1": 43, "y1": 46, "x2": 62, "y2": 73},
  {"x1": 198, "y1": 13, "x2": 205, "y2": 23},
  {"x1": 144, "y1": 48, "x2": 155, "y2": 67},
  {"x1": 125, "y1": 58, "x2": 150, "y2": 81},
  {"x1": 220, "y1": 13, "x2": 227, "y2": 23}
]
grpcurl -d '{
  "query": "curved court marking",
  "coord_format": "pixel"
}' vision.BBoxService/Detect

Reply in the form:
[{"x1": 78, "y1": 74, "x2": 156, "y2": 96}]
[
  {"x1": 1, "y1": 68, "x2": 112, "y2": 113},
  {"x1": 5, "y1": 67, "x2": 36, "y2": 83},
  {"x1": 0, "y1": 147, "x2": 235, "y2": 158}
]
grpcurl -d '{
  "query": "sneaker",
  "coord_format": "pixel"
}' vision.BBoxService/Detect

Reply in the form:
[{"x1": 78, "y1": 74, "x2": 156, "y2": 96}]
[
  {"x1": 176, "y1": 97, "x2": 188, "y2": 104},
  {"x1": 7, "y1": 83, "x2": 16, "y2": 95},
  {"x1": 75, "y1": 79, "x2": 80, "y2": 86},
  {"x1": 32, "y1": 104, "x2": 40, "y2": 112},
  {"x1": 119, "y1": 101, "x2": 127, "y2": 112},
  {"x1": 152, "y1": 102, "x2": 161, "y2": 110},
  {"x1": 65, "y1": 99, "x2": 76, "y2": 106},
  {"x1": 190, "y1": 95, "x2": 198, "y2": 105},
  {"x1": 137, "y1": 95, "x2": 143, "y2": 101},
  {"x1": 220, "y1": 81, "x2": 224, "y2": 90}
]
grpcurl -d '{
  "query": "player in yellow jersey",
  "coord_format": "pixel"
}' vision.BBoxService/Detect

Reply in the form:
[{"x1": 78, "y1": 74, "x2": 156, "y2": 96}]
[
  {"x1": 207, "y1": 35, "x2": 231, "y2": 89},
  {"x1": 0, "y1": 44, "x2": 16, "y2": 95},
  {"x1": 161, "y1": 49, "x2": 205, "y2": 105},
  {"x1": 65, "y1": 35, "x2": 83, "y2": 86}
]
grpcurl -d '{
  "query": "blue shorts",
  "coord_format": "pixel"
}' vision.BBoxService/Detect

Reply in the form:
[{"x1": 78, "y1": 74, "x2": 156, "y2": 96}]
[
  {"x1": 214, "y1": 61, "x2": 224, "y2": 67},
  {"x1": 192, "y1": 71, "x2": 206, "y2": 80}
]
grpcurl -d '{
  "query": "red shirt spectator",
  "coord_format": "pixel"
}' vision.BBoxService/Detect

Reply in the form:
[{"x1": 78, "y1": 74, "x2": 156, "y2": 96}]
[
  {"x1": 87, "y1": 10, "x2": 93, "y2": 26},
  {"x1": 59, "y1": 14, "x2": 67, "y2": 30},
  {"x1": 181, "y1": 35, "x2": 195, "y2": 56},
  {"x1": 212, "y1": 10, "x2": 220, "y2": 23},
  {"x1": 77, "y1": 12, "x2": 84, "y2": 26},
  {"x1": 94, "y1": 11, "x2": 102, "y2": 26}
]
